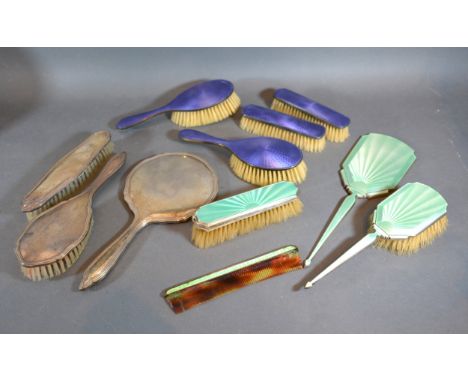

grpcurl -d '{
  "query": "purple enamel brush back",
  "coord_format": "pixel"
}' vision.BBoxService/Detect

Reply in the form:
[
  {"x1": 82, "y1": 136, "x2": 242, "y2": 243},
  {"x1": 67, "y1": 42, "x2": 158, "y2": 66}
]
[
  {"x1": 179, "y1": 129, "x2": 303, "y2": 170},
  {"x1": 116, "y1": 79, "x2": 234, "y2": 129},
  {"x1": 231, "y1": 136, "x2": 303, "y2": 170},
  {"x1": 166, "y1": 79, "x2": 234, "y2": 111},
  {"x1": 243, "y1": 104, "x2": 326, "y2": 139},
  {"x1": 274, "y1": 88, "x2": 350, "y2": 128}
]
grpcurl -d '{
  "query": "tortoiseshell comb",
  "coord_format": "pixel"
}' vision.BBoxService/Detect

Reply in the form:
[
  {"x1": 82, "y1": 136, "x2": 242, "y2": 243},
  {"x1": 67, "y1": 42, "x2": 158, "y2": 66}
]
[
  {"x1": 22, "y1": 131, "x2": 114, "y2": 220},
  {"x1": 164, "y1": 245, "x2": 303, "y2": 314}
]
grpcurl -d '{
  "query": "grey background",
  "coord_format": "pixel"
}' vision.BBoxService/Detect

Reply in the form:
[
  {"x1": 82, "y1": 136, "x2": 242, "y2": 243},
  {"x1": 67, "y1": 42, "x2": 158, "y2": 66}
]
[{"x1": 0, "y1": 48, "x2": 467, "y2": 333}]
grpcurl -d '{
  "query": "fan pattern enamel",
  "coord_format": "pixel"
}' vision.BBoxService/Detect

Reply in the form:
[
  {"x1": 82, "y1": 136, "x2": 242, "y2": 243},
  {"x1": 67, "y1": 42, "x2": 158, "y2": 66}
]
[
  {"x1": 194, "y1": 181, "x2": 298, "y2": 224},
  {"x1": 340, "y1": 133, "x2": 416, "y2": 197},
  {"x1": 373, "y1": 182, "x2": 448, "y2": 238}
]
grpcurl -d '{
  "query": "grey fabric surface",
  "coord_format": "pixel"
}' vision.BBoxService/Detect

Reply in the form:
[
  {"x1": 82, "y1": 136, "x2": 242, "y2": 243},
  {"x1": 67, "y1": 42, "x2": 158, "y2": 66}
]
[{"x1": 0, "y1": 48, "x2": 467, "y2": 333}]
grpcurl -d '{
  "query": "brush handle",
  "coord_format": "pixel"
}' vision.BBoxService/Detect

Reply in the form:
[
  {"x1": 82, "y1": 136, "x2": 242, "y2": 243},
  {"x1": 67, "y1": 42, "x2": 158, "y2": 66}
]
[
  {"x1": 79, "y1": 217, "x2": 144, "y2": 290},
  {"x1": 178, "y1": 129, "x2": 228, "y2": 147},
  {"x1": 305, "y1": 232, "x2": 377, "y2": 288},
  {"x1": 304, "y1": 193, "x2": 357, "y2": 267},
  {"x1": 86, "y1": 153, "x2": 126, "y2": 196},
  {"x1": 116, "y1": 105, "x2": 171, "y2": 129}
]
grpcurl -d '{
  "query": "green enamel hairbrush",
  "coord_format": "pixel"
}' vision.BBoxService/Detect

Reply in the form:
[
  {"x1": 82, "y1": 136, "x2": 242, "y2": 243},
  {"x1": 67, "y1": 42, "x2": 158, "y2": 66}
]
[
  {"x1": 304, "y1": 133, "x2": 416, "y2": 267},
  {"x1": 305, "y1": 182, "x2": 448, "y2": 287}
]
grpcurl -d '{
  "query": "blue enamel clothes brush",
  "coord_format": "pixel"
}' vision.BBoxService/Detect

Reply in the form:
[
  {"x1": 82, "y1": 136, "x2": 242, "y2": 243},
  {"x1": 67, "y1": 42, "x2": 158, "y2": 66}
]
[
  {"x1": 179, "y1": 129, "x2": 307, "y2": 185},
  {"x1": 239, "y1": 104, "x2": 326, "y2": 152},
  {"x1": 271, "y1": 88, "x2": 350, "y2": 142},
  {"x1": 116, "y1": 80, "x2": 241, "y2": 129}
]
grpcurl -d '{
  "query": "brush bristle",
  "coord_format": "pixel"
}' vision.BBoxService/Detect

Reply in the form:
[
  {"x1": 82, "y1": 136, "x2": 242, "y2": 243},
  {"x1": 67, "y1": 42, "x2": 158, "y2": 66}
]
[
  {"x1": 239, "y1": 116, "x2": 326, "y2": 153},
  {"x1": 271, "y1": 98, "x2": 349, "y2": 143},
  {"x1": 192, "y1": 198, "x2": 303, "y2": 248},
  {"x1": 21, "y1": 218, "x2": 94, "y2": 281},
  {"x1": 26, "y1": 143, "x2": 114, "y2": 221},
  {"x1": 374, "y1": 215, "x2": 448, "y2": 255},
  {"x1": 171, "y1": 92, "x2": 241, "y2": 127},
  {"x1": 229, "y1": 155, "x2": 307, "y2": 186}
]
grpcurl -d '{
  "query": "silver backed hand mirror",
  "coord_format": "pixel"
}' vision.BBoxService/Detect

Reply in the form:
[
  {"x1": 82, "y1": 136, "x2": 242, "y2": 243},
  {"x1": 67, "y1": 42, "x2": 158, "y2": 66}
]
[{"x1": 79, "y1": 152, "x2": 218, "y2": 289}]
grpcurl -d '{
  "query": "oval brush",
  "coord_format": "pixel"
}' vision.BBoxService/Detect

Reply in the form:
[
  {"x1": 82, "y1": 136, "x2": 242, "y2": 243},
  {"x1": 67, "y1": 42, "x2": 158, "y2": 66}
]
[
  {"x1": 16, "y1": 152, "x2": 126, "y2": 281},
  {"x1": 239, "y1": 104, "x2": 326, "y2": 152},
  {"x1": 116, "y1": 79, "x2": 241, "y2": 129},
  {"x1": 305, "y1": 182, "x2": 448, "y2": 288},
  {"x1": 179, "y1": 129, "x2": 307, "y2": 186},
  {"x1": 22, "y1": 131, "x2": 114, "y2": 220},
  {"x1": 271, "y1": 88, "x2": 350, "y2": 143},
  {"x1": 192, "y1": 181, "x2": 303, "y2": 248}
]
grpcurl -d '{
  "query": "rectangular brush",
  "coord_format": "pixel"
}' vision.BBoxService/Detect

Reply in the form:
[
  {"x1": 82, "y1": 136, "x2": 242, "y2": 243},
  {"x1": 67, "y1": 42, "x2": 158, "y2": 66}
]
[
  {"x1": 191, "y1": 181, "x2": 302, "y2": 248},
  {"x1": 22, "y1": 131, "x2": 114, "y2": 220},
  {"x1": 271, "y1": 88, "x2": 350, "y2": 143},
  {"x1": 164, "y1": 245, "x2": 303, "y2": 314}
]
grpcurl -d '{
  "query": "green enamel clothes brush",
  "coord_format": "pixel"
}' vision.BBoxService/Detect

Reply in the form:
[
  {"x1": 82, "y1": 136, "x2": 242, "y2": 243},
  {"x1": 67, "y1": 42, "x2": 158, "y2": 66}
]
[
  {"x1": 165, "y1": 245, "x2": 303, "y2": 313},
  {"x1": 304, "y1": 133, "x2": 416, "y2": 267},
  {"x1": 191, "y1": 181, "x2": 303, "y2": 248},
  {"x1": 305, "y1": 182, "x2": 448, "y2": 287}
]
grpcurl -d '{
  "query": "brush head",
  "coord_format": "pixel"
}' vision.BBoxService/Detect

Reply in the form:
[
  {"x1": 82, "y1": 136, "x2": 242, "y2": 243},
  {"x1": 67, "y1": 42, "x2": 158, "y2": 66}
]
[
  {"x1": 229, "y1": 154, "x2": 307, "y2": 186},
  {"x1": 191, "y1": 182, "x2": 303, "y2": 248},
  {"x1": 240, "y1": 104, "x2": 326, "y2": 152},
  {"x1": 171, "y1": 91, "x2": 241, "y2": 127},
  {"x1": 271, "y1": 89, "x2": 350, "y2": 142},
  {"x1": 374, "y1": 215, "x2": 448, "y2": 255},
  {"x1": 371, "y1": 182, "x2": 448, "y2": 254},
  {"x1": 22, "y1": 131, "x2": 114, "y2": 220},
  {"x1": 21, "y1": 218, "x2": 93, "y2": 281},
  {"x1": 16, "y1": 192, "x2": 94, "y2": 281}
]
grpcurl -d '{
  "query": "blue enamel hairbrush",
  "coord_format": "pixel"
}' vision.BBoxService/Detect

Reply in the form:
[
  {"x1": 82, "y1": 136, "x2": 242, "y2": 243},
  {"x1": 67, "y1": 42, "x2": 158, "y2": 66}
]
[
  {"x1": 116, "y1": 80, "x2": 241, "y2": 129},
  {"x1": 178, "y1": 129, "x2": 307, "y2": 185}
]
